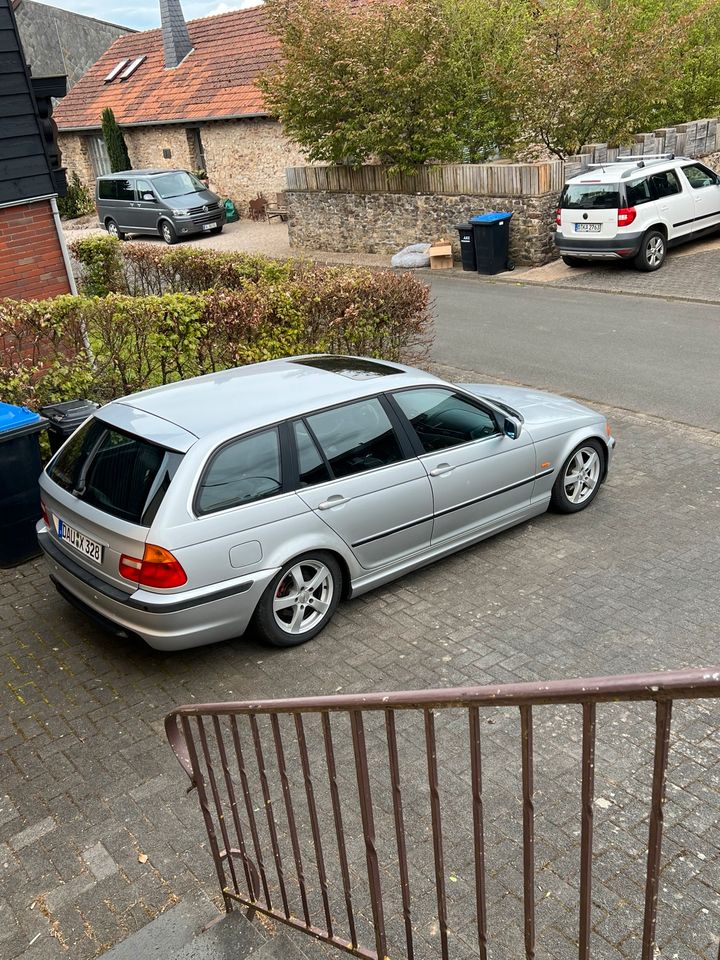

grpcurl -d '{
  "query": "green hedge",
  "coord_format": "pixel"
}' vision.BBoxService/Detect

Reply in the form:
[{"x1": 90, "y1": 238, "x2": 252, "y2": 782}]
[
  {"x1": 0, "y1": 270, "x2": 432, "y2": 409},
  {"x1": 70, "y1": 236, "x2": 296, "y2": 296}
]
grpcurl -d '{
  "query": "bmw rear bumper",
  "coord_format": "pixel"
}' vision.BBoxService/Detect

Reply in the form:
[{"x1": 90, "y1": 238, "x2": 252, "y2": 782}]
[
  {"x1": 37, "y1": 528, "x2": 276, "y2": 651},
  {"x1": 555, "y1": 231, "x2": 644, "y2": 259}
]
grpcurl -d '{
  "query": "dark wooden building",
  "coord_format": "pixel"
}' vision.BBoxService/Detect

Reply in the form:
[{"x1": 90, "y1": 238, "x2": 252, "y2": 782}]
[{"x1": 0, "y1": 0, "x2": 74, "y2": 300}]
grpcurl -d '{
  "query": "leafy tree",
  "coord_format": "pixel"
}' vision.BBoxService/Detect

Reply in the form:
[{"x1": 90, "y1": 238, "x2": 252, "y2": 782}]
[
  {"x1": 101, "y1": 107, "x2": 131, "y2": 172},
  {"x1": 496, "y1": 0, "x2": 696, "y2": 158}
]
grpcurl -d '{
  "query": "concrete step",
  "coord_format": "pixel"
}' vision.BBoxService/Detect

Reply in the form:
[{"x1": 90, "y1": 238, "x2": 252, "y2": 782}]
[{"x1": 100, "y1": 895, "x2": 331, "y2": 960}]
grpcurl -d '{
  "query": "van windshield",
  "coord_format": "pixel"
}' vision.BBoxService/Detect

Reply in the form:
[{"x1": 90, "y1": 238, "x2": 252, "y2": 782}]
[
  {"x1": 561, "y1": 184, "x2": 621, "y2": 209},
  {"x1": 153, "y1": 171, "x2": 205, "y2": 199},
  {"x1": 47, "y1": 418, "x2": 183, "y2": 526}
]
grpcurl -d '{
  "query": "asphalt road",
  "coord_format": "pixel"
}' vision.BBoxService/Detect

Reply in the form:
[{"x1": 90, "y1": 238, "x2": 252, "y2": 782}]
[{"x1": 428, "y1": 275, "x2": 720, "y2": 427}]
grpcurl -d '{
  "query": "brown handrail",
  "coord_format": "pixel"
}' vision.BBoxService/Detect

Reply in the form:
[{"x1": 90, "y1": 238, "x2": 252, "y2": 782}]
[{"x1": 165, "y1": 666, "x2": 720, "y2": 960}]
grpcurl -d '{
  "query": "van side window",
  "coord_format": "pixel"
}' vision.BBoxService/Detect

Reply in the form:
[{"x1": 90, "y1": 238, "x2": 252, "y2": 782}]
[
  {"x1": 626, "y1": 177, "x2": 653, "y2": 206},
  {"x1": 115, "y1": 178, "x2": 135, "y2": 202},
  {"x1": 649, "y1": 171, "x2": 681, "y2": 199},
  {"x1": 136, "y1": 179, "x2": 153, "y2": 198},
  {"x1": 98, "y1": 180, "x2": 116, "y2": 200}
]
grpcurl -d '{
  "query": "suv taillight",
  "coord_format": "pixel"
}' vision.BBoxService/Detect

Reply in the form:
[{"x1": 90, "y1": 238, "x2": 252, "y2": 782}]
[
  {"x1": 119, "y1": 544, "x2": 187, "y2": 589},
  {"x1": 617, "y1": 207, "x2": 637, "y2": 227},
  {"x1": 555, "y1": 208, "x2": 561, "y2": 226}
]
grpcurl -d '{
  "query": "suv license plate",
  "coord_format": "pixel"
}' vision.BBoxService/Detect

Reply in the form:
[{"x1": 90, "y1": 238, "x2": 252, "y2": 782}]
[
  {"x1": 575, "y1": 223, "x2": 602, "y2": 233},
  {"x1": 57, "y1": 519, "x2": 104, "y2": 563},
  {"x1": 202, "y1": 222, "x2": 217, "y2": 232}
]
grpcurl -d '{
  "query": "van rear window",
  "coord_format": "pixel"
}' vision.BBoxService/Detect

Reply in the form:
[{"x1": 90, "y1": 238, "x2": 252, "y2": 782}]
[
  {"x1": 47, "y1": 419, "x2": 182, "y2": 526},
  {"x1": 561, "y1": 184, "x2": 621, "y2": 209}
]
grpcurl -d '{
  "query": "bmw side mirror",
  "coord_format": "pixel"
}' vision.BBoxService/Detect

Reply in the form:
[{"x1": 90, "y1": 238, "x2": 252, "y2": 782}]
[
  {"x1": 503, "y1": 416, "x2": 522, "y2": 440},
  {"x1": 142, "y1": 192, "x2": 155, "y2": 202}
]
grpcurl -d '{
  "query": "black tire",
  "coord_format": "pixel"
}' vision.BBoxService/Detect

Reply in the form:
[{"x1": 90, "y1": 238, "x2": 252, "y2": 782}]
[
  {"x1": 160, "y1": 220, "x2": 178, "y2": 245},
  {"x1": 505, "y1": 259, "x2": 515, "y2": 272},
  {"x1": 634, "y1": 229, "x2": 666, "y2": 271},
  {"x1": 562, "y1": 255, "x2": 585, "y2": 268},
  {"x1": 550, "y1": 439, "x2": 605, "y2": 514},
  {"x1": 105, "y1": 219, "x2": 126, "y2": 241},
  {"x1": 252, "y1": 551, "x2": 342, "y2": 647}
]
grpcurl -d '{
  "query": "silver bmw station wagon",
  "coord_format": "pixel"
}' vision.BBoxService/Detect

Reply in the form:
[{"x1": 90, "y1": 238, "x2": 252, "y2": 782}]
[{"x1": 37, "y1": 356, "x2": 615, "y2": 651}]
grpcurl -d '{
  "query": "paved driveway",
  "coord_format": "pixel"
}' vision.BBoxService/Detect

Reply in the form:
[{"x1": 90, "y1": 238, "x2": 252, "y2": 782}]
[{"x1": 2, "y1": 363, "x2": 719, "y2": 960}]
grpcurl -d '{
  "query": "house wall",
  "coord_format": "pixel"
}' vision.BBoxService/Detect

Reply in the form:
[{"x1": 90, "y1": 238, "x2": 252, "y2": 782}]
[
  {"x1": 15, "y1": 0, "x2": 131, "y2": 88},
  {"x1": 0, "y1": 200, "x2": 72, "y2": 300},
  {"x1": 58, "y1": 117, "x2": 308, "y2": 215}
]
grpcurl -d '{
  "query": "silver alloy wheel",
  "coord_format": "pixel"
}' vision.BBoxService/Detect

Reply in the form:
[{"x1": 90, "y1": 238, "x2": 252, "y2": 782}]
[
  {"x1": 272, "y1": 560, "x2": 334, "y2": 636},
  {"x1": 646, "y1": 235, "x2": 665, "y2": 268},
  {"x1": 563, "y1": 446, "x2": 601, "y2": 505},
  {"x1": 107, "y1": 221, "x2": 119, "y2": 238},
  {"x1": 162, "y1": 223, "x2": 173, "y2": 242}
]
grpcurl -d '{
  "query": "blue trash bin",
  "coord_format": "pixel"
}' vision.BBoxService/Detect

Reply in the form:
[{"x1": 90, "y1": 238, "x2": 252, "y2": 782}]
[
  {"x1": 0, "y1": 403, "x2": 48, "y2": 567},
  {"x1": 470, "y1": 212, "x2": 514, "y2": 275}
]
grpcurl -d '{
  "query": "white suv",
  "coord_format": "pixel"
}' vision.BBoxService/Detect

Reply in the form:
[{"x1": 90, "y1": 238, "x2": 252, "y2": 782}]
[{"x1": 555, "y1": 155, "x2": 720, "y2": 271}]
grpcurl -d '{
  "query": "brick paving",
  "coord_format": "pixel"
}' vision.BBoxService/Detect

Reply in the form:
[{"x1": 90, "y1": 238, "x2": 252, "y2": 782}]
[
  {"x1": 542, "y1": 243, "x2": 720, "y2": 304},
  {"x1": 2, "y1": 364, "x2": 720, "y2": 959}
]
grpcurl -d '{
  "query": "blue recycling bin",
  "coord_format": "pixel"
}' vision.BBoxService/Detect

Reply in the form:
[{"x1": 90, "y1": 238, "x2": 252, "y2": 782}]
[
  {"x1": 470, "y1": 212, "x2": 514, "y2": 275},
  {"x1": 0, "y1": 403, "x2": 48, "y2": 567}
]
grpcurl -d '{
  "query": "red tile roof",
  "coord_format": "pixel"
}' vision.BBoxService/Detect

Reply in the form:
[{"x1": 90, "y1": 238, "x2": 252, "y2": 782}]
[{"x1": 54, "y1": 4, "x2": 278, "y2": 130}]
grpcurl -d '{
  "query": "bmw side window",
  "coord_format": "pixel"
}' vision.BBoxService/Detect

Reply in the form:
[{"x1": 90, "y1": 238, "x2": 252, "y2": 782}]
[
  {"x1": 196, "y1": 428, "x2": 282, "y2": 514},
  {"x1": 393, "y1": 388, "x2": 498, "y2": 454},
  {"x1": 293, "y1": 421, "x2": 332, "y2": 486},
  {"x1": 305, "y1": 398, "x2": 403, "y2": 478},
  {"x1": 649, "y1": 171, "x2": 681, "y2": 199},
  {"x1": 626, "y1": 177, "x2": 653, "y2": 206},
  {"x1": 682, "y1": 164, "x2": 718, "y2": 189}
]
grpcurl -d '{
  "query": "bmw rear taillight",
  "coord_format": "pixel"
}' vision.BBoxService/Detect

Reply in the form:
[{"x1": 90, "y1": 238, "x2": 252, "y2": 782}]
[
  {"x1": 40, "y1": 498, "x2": 50, "y2": 526},
  {"x1": 119, "y1": 544, "x2": 187, "y2": 588},
  {"x1": 555, "y1": 208, "x2": 561, "y2": 226},
  {"x1": 617, "y1": 207, "x2": 636, "y2": 227}
]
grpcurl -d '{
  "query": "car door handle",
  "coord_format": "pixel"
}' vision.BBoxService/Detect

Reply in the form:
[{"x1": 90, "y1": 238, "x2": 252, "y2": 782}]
[
  {"x1": 429, "y1": 463, "x2": 455, "y2": 477},
  {"x1": 318, "y1": 495, "x2": 348, "y2": 510}
]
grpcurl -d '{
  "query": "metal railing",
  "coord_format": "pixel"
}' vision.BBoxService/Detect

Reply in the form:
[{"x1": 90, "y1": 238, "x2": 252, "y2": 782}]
[{"x1": 165, "y1": 667, "x2": 720, "y2": 960}]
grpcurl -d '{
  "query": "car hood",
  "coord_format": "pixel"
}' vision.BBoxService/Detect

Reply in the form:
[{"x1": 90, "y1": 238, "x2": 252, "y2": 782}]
[{"x1": 461, "y1": 383, "x2": 603, "y2": 428}]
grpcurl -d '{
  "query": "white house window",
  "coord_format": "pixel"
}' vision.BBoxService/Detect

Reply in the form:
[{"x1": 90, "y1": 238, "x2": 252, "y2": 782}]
[{"x1": 87, "y1": 136, "x2": 111, "y2": 177}]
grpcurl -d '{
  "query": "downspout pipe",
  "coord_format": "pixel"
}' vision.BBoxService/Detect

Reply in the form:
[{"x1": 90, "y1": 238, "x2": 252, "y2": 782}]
[{"x1": 50, "y1": 196, "x2": 94, "y2": 364}]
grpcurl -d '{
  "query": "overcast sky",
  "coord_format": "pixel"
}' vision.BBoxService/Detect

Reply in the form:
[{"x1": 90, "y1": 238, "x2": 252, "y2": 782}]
[{"x1": 36, "y1": 0, "x2": 261, "y2": 30}]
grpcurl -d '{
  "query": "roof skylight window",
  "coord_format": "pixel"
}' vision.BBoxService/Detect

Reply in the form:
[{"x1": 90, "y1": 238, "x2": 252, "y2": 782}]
[
  {"x1": 104, "y1": 59, "x2": 129, "y2": 82},
  {"x1": 119, "y1": 56, "x2": 146, "y2": 81}
]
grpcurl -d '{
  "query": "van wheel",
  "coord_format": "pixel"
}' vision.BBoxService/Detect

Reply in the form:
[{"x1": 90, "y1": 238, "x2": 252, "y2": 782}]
[
  {"x1": 160, "y1": 220, "x2": 178, "y2": 245},
  {"x1": 562, "y1": 255, "x2": 585, "y2": 268},
  {"x1": 106, "y1": 219, "x2": 126, "y2": 241},
  {"x1": 252, "y1": 552, "x2": 342, "y2": 647},
  {"x1": 634, "y1": 230, "x2": 666, "y2": 271}
]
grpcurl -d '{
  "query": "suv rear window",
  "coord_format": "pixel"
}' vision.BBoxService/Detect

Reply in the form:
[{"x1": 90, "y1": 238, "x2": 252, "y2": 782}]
[
  {"x1": 47, "y1": 419, "x2": 182, "y2": 526},
  {"x1": 561, "y1": 184, "x2": 621, "y2": 209}
]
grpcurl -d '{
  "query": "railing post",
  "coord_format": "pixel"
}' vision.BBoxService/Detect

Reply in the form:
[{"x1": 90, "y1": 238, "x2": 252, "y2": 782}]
[
  {"x1": 641, "y1": 700, "x2": 673, "y2": 960},
  {"x1": 350, "y1": 710, "x2": 387, "y2": 960},
  {"x1": 578, "y1": 703, "x2": 596, "y2": 960},
  {"x1": 424, "y1": 708, "x2": 449, "y2": 960},
  {"x1": 520, "y1": 705, "x2": 535, "y2": 960},
  {"x1": 469, "y1": 706, "x2": 488, "y2": 960}
]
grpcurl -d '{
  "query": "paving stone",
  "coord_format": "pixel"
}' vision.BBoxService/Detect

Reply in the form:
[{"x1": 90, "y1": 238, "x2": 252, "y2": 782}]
[
  {"x1": 82, "y1": 842, "x2": 118, "y2": 882},
  {"x1": 9, "y1": 817, "x2": 56, "y2": 851}
]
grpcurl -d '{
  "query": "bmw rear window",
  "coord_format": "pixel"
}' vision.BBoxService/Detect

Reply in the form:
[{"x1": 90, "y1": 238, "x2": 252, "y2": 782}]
[
  {"x1": 47, "y1": 418, "x2": 182, "y2": 526},
  {"x1": 561, "y1": 184, "x2": 621, "y2": 209}
]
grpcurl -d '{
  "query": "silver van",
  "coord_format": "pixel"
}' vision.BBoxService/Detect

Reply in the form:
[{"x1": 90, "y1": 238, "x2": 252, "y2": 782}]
[{"x1": 96, "y1": 169, "x2": 226, "y2": 244}]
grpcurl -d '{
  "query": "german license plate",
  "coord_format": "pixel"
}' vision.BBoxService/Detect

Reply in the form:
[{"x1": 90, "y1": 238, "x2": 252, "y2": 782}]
[
  {"x1": 57, "y1": 518, "x2": 103, "y2": 563},
  {"x1": 575, "y1": 223, "x2": 601, "y2": 233},
  {"x1": 202, "y1": 222, "x2": 217, "y2": 231}
]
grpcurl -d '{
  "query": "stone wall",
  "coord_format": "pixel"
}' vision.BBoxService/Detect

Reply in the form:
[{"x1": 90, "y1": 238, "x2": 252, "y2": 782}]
[
  {"x1": 287, "y1": 190, "x2": 558, "y2": 266},
  {"x1": 58, "y1": 118, "x2": 306, "y2": 216}
]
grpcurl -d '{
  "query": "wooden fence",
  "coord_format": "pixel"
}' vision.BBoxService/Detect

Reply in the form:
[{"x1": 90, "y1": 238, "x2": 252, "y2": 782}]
[{"x1": 286, "y1": 161, "x2": 565, "y2": 198}]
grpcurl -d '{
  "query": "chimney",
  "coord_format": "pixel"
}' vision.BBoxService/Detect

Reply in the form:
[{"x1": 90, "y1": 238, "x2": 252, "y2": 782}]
[{"x1": 159, "y1": 0, "x2": 193, "y2": 69}]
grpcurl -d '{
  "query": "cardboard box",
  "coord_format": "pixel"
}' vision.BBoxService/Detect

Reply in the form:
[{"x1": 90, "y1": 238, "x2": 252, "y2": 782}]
[{"x1": 428, "y1": 242, "x2": 453, "y2": 270}]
